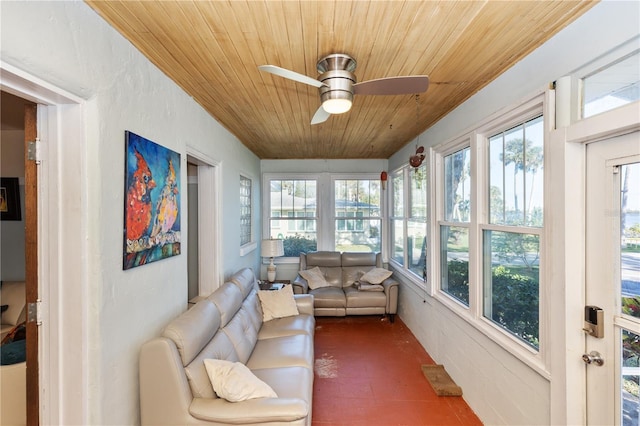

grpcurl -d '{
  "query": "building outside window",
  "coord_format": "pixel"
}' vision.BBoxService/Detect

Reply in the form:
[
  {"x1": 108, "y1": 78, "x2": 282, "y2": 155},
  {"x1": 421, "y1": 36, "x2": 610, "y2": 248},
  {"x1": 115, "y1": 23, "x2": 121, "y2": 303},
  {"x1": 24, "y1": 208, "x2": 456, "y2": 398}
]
[{"x1": 334, "y1": 178, "x2": 382, "y2": 253}]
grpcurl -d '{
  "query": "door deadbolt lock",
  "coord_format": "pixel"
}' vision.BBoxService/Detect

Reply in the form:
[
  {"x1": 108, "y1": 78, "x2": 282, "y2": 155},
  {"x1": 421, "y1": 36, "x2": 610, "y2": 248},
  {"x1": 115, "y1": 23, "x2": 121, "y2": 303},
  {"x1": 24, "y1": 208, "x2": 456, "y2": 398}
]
[
  {"x1": 582, "y1": 351, "x2": 604, "y2": 366},
  {"x1": 583, "y1": 305, "x2": 604, "y2": 338}
]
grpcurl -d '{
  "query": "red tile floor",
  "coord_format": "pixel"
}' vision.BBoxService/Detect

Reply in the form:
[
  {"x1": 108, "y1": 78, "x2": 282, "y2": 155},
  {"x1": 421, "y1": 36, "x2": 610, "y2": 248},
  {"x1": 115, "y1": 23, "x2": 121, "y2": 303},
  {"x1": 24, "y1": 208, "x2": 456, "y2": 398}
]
[{"x1": 312, "y1": 316, "x2": 482, "y2": 426}]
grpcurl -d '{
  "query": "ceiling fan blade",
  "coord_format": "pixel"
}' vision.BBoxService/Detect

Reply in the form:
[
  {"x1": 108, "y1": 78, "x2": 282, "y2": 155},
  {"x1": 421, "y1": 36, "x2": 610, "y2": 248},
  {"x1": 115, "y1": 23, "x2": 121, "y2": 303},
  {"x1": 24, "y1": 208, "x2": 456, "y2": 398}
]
[
  {"x1": 311, "y1": 105, "x2": 331, "y2": 125},
  {"x1": 258, "y1": 65, "x2": 327, "y2": 88},
  {"x1": 353, "y1": 75, "x2": 429, "y2": 96}
]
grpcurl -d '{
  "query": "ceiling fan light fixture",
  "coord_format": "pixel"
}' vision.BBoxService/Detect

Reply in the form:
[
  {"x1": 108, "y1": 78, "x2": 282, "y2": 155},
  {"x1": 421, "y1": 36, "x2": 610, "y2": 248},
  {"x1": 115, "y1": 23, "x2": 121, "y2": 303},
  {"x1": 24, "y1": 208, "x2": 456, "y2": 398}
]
[{"x1": 322, "y1": 98, "x2": 352, "y2": 114}]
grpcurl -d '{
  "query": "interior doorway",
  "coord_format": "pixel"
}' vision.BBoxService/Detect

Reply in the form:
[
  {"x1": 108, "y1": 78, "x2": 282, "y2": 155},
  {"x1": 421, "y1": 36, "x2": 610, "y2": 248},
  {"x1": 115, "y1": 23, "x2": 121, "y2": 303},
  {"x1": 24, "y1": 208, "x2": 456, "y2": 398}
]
[
  {"x1": 1, "y1": 90, "x2": 37, "y2": 425},
  {"x1": 187, "y1": 162, "x2": 199, "y2": 302},
  {"x1": 186, "y1": 152, "x2": 222, "y2": 297},
  {"x1": 2, "y1": 63, "x2": 87, "y2": 425}
]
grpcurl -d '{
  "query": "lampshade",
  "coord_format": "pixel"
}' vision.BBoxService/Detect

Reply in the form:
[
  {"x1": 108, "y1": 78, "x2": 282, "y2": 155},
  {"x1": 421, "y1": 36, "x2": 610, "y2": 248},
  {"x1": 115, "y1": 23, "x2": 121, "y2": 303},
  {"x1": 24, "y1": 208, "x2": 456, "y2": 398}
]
[
  {"x1": 261, "y1": 239, "x2": 284, "y2": 258},
  {"x1": 322, "y1": 98, "x2": 352, "y2": 114}
]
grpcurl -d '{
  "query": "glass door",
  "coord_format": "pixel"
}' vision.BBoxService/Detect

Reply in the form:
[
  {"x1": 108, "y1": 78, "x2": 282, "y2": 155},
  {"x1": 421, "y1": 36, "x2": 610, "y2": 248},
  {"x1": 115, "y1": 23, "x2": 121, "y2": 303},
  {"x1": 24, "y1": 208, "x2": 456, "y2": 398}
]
[{"x1": 585, "y1": 131, "x2": 640, "y2": 425}]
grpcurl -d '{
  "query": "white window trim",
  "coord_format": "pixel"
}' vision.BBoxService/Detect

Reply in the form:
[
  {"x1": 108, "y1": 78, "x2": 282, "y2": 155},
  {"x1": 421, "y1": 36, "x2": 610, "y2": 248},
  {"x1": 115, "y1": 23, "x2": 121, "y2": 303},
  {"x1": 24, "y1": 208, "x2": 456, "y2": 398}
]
[
  {"x1": 262, "y1": 172, "x2": 382, "y2": 263},
  {"x1": 388, "y1": 163, "x2": 431, "y2": 291},
  {"x1": 434, "y1": 138, "x2": 473, "y2": 311},
  {"x1": 239, "y1": 173, "x2": 256, "y2": 256},
  {"x1": 331, "y1": 173, "x2": 384, "y2": 254},
  {"x1": 428, "y1": 91, "x2": 551, "y2": 377}
]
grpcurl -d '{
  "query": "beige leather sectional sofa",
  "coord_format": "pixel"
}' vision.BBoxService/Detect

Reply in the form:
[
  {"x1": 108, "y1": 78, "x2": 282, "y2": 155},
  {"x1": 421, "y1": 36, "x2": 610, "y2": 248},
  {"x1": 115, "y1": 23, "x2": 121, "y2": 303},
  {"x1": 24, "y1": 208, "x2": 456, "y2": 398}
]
[
  {"x1": 292, "y1": 252, "x2": 399, "y2": 322},
  {"x1": 139, "y1": 268, "x2": 315, "y2": 425}
]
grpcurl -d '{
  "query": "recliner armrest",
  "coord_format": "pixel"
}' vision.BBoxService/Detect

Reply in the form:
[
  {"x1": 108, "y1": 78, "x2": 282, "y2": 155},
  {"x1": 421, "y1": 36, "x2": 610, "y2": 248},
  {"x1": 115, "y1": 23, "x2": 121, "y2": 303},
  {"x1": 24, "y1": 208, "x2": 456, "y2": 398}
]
[
  {"x1": 294, "y1": 294, "x2": 314, "y2": 316},
  {"x1": 382, "y1": 277, "x2": 399, "y2": 291},
  {"x1": 292, "y1": 276, "x2": 309, "y2": 294}
]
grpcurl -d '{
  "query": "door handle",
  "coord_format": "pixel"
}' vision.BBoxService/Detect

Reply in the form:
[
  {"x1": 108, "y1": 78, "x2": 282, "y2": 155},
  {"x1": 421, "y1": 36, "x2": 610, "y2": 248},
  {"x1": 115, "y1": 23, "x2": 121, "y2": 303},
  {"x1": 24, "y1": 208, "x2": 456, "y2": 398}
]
[{"x1": 582, "y1": 351, "x2": 605, "y2": 366}]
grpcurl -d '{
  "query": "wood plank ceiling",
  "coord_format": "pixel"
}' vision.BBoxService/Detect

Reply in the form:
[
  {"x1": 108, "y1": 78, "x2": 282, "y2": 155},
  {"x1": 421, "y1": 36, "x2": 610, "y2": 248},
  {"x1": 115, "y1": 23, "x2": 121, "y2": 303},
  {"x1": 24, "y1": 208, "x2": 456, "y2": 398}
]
[{"x1": 85, "y1": 1, "x2": 597, "y2": 159}]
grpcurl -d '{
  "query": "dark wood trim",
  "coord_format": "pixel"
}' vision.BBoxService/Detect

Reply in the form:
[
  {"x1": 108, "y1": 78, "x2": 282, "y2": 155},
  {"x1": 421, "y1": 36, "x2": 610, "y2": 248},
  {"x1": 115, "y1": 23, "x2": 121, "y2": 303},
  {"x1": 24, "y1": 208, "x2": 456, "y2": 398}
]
[{"x1": 24, "y1": 103, "x2": 39, "y2": 426}]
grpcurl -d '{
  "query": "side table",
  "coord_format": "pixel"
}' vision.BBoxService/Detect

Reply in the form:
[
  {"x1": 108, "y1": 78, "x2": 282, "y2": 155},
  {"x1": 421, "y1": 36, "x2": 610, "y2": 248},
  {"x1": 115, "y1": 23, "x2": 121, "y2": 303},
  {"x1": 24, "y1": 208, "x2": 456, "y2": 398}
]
[{"x1": 259, "y1": 280, "x2": 290, "y2": 291}]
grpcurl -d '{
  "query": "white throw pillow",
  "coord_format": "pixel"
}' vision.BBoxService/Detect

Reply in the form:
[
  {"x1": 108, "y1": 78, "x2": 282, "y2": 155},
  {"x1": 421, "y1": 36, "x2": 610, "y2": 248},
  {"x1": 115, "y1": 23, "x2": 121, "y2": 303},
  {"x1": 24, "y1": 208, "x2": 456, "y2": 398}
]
[
  {"x1": 258, "y1": 284, "x2": 299, "y2": 322},
  {"x1": 204, "y1": 359, "x2": 277, "y2": 402},
  {"x1": 360, "y1": 267, "x2": 393, "y2": 284},
  {"x1": 298, "y1": 266, "x2": 330, "y2": 290}
]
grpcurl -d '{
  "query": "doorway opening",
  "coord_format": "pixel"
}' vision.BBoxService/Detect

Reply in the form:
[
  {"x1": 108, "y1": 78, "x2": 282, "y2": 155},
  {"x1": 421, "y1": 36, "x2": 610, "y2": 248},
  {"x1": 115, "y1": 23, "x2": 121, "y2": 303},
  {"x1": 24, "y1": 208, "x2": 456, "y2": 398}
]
[{"x1": 186, "y1": 152, "x2": 222, "y2": 297}]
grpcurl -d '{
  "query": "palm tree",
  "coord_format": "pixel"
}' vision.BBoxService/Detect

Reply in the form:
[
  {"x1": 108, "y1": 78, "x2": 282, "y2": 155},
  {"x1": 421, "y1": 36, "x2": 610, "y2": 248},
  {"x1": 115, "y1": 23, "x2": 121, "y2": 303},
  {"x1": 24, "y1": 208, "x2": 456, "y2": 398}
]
[{"x1": 500, "y1": 138, "x2": 543, "y2": 224}]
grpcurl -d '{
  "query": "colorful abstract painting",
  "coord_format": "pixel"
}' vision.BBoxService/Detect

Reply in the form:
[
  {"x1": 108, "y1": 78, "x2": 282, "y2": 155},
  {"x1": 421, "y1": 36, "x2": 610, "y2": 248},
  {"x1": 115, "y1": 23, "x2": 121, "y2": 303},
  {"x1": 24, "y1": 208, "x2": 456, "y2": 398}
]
[{"x1": 123, "y1": 131, "x2": 181, "y2": 270}]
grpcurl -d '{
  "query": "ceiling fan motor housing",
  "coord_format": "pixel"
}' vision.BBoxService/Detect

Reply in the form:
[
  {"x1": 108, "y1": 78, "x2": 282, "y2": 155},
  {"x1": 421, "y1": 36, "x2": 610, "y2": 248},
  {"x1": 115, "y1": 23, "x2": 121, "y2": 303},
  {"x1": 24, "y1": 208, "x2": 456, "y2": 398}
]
[{"x1": 317, "y1": 54, "x2": 357, "y2": 109}]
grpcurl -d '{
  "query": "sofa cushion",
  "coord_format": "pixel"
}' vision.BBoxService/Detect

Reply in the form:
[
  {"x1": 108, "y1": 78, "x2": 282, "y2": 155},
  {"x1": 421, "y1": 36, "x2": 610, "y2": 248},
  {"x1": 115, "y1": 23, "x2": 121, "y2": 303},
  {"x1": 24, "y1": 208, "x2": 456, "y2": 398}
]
[
  {"x1": 229, "y1": 267, "x2": 259, "y2": 298},
  {"x1": 185, "y1": 331, "x2": 241, "y2": 399},
  {"x1": 360, "y1": 267, "x2": 393, "y2": 284},
  {"x1": 298, "y1": 267, "x2": 330, "y2": 290},
  {"x1": 162, "y1": 299, "x2": 221, "y2": 366},
  {"x1": 221, "y1": 302, "x2": 261, "y2": 364},
  {"x1": 345, "y1": 286, "x2": 387, "y2": 308},
  {"x1": 341, "y1": 252, "x2": 377, "y2": 267},
  {"x1": 209, "y1": 282, "x2": 244, "y2": 327},
  {"x1": 204, "y1": 359, "x2": 277, "y2": 402},
  {"x1": 258, "y1": 285, "x2": 299, "y2": 321},
  {"x1": 303, "y1": 252, "x2": 343, "y2": 287},
  {"x1": 309, "y1": 286, "x2": 346, "y2": 309},
  {"x1": 258, "y1": 314, "x2": 315, "y2": 340},
  {"x1": 252, "y1": 366, "x2": 313, "y2": 406},
  {"x1": 247, "y1": 334, "x2": 314, "y2": 370}
]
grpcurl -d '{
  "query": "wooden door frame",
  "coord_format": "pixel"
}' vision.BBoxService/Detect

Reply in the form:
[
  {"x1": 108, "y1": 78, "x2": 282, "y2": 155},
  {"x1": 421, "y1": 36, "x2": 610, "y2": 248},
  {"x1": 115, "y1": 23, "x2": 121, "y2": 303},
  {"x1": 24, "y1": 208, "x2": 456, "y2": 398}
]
[
  {"x1": 24, "y1": 102, "x2": 39, "y2": 425},
  {"x1": 1, "y1": 61, "x2": 88, "y2": 425}
]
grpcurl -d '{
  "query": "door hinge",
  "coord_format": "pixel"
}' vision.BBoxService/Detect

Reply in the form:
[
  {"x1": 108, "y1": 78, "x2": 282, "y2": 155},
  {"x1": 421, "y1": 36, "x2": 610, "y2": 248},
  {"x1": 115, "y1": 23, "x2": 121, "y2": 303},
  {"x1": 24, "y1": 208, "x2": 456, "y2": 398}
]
[
  {"x1": 27, "y1": 300, "x2": 42, "y2": 326},
  {"x1": 27, "y1": 139, "x2": 42, "y2": 164}
]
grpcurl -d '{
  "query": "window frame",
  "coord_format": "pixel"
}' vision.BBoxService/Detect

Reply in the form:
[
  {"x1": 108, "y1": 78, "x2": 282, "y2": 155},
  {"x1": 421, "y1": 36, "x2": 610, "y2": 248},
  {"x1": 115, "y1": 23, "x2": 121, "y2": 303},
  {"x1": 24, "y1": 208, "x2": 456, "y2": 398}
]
[
  {"x1": 429, "y1": 93, "x2": 550, "y2": 374},
  {"x1": 435, "y1": 138, "x2": 472, "y2": 309},
  {"x1": 388, "y1": 162, "x2": 429, "y2": 286},
  {"x1": 263, "y1": 172, "x2": 383, "y2": 263},
  {"x1": 239, "y1": 173, "x2": 257, "y2": 256},
  {"x1": 262, "y1": 173, "x2": 320, "y2": 263},
  {"x1": 331, "y1": 175, "x2": 383, "y2": 253}
]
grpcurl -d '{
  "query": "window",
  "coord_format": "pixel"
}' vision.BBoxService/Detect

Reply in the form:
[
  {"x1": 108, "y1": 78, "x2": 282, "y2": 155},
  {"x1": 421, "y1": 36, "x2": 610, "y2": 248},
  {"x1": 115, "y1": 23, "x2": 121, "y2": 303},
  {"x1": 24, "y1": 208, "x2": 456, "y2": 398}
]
[
  {"x1": 483, "y1": 114, "x2": 544, "y2": 350},
  {"x1": 264, "y1": 174, "x2": 382, "y2": 258},
  {"x1": 582, "y1": 51, "x2": 640, "y2": 118},
  {"x1": 440, "y1": 147, "x2": 471, "y2": 305},
  {"x1": 267, "y1": 178, "x2": 317, "y2": 257},
  {"x1": 389, "y1": 163, "x2": 427, "y2": 280},
  {"x1": 429, "y1": 95, "x2": 547, "y2": 364},
  {"x1": 390, "y1": 170, "x2": 405, "y2": 266},
  {"x1": 334, "y1": 179, "x2": 382, "y2": 252},
  {"x1": 239, "y1": 175, "x2": 252, "y2": 246},
  {"x1": 409, "y1": 164, "x2": 427, "y2": 278}
]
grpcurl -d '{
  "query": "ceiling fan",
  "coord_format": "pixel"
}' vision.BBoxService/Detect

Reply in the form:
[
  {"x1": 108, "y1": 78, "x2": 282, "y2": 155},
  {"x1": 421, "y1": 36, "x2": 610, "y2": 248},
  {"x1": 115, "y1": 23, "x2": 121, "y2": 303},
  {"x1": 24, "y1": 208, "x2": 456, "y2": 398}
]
[{"x1": 258, "y1": 53, "x2": 429, "y2": 125}]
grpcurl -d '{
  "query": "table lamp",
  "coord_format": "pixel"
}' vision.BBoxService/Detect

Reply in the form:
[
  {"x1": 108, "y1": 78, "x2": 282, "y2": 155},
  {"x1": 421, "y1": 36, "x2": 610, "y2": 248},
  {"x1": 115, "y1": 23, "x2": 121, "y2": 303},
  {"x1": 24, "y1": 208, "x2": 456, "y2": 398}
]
[{"x1": 261, "y1": 239, "x2": 284, "y2": 282}]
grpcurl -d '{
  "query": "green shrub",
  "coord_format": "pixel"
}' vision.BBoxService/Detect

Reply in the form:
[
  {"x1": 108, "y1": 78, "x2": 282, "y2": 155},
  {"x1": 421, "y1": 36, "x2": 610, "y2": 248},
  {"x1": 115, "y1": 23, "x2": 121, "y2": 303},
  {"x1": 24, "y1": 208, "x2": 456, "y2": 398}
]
[
  {"x1": 444, "y1": 260, "x2": 469, "y2": 304},
  {"x1": 490, "y1": 265, "x2": 539, "y2": 348},
  {"x1": 283, "y1": 234, "x2": 317, "y2": 257}
]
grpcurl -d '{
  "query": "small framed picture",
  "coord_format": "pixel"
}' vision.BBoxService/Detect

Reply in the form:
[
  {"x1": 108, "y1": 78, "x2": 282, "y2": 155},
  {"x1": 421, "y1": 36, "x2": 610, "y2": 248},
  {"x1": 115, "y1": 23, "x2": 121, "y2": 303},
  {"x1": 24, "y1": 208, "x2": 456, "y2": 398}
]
[{"x1": 0, "y1": 177, "x2": 21, "y2": 221}]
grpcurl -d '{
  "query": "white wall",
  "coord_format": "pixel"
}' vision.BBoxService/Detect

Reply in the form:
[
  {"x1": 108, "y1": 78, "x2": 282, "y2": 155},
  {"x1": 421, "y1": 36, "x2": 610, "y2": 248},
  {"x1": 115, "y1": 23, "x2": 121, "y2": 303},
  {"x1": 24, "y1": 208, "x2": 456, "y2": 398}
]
[
  {"x1": 1, "y1": 2, "x2": 261, "y2": 425},
  {"x1": 389, "y1": 2, "x2": 640, "y2": 424}
]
